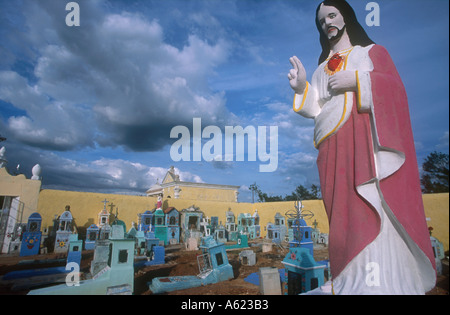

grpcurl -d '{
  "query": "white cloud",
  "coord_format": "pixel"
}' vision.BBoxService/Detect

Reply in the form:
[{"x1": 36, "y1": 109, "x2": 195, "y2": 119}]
[
  {"x1": 1, "y1": 0, "x2": 233, "y2": 152},
  {"x1": 177, "y1": 170, "x2": 204, "y2": 184},
  {"x1": 277, "y1": 150, "x2": 320, "y2": 187},
  {"x1": 239, "y1": 185, "x2": 250, "y2": 192},
  {"x1": 3, "y1": 141, "x2": 204, "y2": 194}
]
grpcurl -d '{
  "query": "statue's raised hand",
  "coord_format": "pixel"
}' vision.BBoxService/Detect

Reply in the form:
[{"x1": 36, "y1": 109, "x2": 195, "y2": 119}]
[{"x1": 288, "y1": 56, "x2": 307, "y2": 94}]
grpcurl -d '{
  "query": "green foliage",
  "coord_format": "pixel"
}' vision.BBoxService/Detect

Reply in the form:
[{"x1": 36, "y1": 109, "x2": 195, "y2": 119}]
[
  {"x1": 421, "y1": 151, "x2": 449, "y2": 193},
  {"x1": 249, "y1": 183, "x2": 321, "y2": 202}
]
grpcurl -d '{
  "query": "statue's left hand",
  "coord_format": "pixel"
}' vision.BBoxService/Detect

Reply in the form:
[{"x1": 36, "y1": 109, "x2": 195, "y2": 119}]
[{"x1": 328, "y1": 70, "x2": 357, "y2": 93}]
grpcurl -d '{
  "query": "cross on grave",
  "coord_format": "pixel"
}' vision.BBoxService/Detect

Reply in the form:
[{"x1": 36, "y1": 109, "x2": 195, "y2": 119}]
[
  {"x1": 109, "y1": 203, "x2": 116, "y2": 213},
  {"x1": 312, "y1": 219, "x2": 318, "y2": 230},
  {"x1": 200, "y1": 217, "x2": 210, "y2": 236},
  {"x1": 102, "y1": 199, "x2": 109, "y2": 210},
  {"x1": 295, "y1": 200, "x2": 303, "y2": 213}
]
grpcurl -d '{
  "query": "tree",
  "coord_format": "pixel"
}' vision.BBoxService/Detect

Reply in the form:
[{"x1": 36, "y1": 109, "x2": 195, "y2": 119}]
[
  {"x1": 310, "y1": 184, "x2": 322, "y2": 199},
  {"x1": 249, "y1": 183, "x2": 270, "y2": 203},
  {"x1": 248, "y1": 183, "x2": 290, "y2": 202},
  {"x1": 285, "y1": 184, "x2": 321, "y2": 201},
  {"x1": 249, "y1": 183, "x2": 259, "y2": 203},
  {"x1": 421, "y1": 151, "x2": 449, "y2": 193},
  {"x1": 250, "y1": 183, "x2": 322, "y2": 202}
]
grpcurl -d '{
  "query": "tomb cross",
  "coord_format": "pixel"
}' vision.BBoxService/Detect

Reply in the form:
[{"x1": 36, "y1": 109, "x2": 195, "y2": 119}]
[
  {"x1": 312, "y1": 219, "x2": 318, "y2": 229},
  {"x1": 109, "y1": 203, "x2": 116, "y2": 213},
  {"x1": 102, "y1": 198, "x2": 109, "y2": 210},
  {"x1": 200, "y1": 218, "x2": 210, "y2": 236},
  {"x1": 295, "y1": 200, "x2": 303, "y2": 213}
]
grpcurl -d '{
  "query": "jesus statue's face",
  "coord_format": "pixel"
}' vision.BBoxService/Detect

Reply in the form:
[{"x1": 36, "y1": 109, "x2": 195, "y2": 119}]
[{"x1": 317, "y1": 4, "x2": 346, "y2": 42}]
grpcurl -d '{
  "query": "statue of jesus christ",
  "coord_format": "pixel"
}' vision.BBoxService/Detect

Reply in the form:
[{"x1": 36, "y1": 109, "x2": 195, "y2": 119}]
[{"x1": 288, "y1": 0, "x2": 436, "y2": 295}]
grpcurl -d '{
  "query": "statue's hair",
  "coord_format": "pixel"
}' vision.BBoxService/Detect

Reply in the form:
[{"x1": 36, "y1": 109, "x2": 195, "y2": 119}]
[{"x1": 316, "y1": 0, "x2": 375, "y2": 64}]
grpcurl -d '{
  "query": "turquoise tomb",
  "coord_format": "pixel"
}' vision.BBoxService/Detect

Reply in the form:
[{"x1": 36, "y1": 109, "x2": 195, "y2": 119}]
[{"x1": 149, "y1": 236, "x2": 233, "y2": 294}]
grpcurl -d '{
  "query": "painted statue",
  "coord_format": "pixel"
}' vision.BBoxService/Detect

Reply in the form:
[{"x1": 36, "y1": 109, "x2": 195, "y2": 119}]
[
  {"x1": 288, "y1": 0, "x2": 435, "y2": 294},
  {"x1": 156, "y1": 195, "x2": 162, "y2": 209}
]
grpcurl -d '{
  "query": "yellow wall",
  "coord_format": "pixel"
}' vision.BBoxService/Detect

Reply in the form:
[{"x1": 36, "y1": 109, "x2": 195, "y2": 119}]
[
  {"x1": 0, "y1": 167, "x2": 42, "y2": 220},
  {"x1": 36, "y1": 189, "x2": 328, "y2": 235},
  {"x1": 423, "y1": 193, "x2": 449, "y2": 252},
  {"x1": 36, "y1": 189, "x2": 449, "y2": 252},
  {"x1": 37, "y1": 189, "x2": 158, "y2": 230},
  {"x1": 163, "y1": 185, "x2": 237, "y2": 203}
]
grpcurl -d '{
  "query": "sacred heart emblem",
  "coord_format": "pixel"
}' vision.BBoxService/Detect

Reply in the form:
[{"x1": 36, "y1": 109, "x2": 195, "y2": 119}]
[{"x1": 327, "y1": 53, "x2": 343, "y2": 72}]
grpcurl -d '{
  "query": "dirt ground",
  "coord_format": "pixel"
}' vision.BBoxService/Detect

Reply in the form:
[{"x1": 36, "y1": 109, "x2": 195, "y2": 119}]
[
  {"x1": 137, "y1": 240, "x2": 331, "y2": 295},
  {"x1": 0, "y1": 240, "x2": 448, "y2": 295}
]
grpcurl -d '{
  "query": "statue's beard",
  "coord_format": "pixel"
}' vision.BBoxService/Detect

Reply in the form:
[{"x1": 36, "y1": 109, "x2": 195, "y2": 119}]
[{"x1": 328, "y1": 25, "x2": 346, "y2": 43}]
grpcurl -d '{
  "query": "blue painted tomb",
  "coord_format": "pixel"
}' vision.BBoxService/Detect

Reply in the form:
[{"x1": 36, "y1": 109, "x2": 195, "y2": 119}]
[
  {"x1": 149, "y1": 235, "x2": 233, "y2": 294},
  {"x1": 85, "y1": 224, "x2": 99, "y2": 250},
  {"x1": 20, "y1": 212, "x2": 42, "y2": 257},
  {"x1": 282, "y1": 247, "x2": 325, "y2": 295}
]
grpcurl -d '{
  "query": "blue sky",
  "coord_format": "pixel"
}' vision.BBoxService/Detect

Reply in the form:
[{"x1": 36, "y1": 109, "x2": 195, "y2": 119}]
[{"x1": 0, "y1": 0, "x2": 448, "y2": 202}]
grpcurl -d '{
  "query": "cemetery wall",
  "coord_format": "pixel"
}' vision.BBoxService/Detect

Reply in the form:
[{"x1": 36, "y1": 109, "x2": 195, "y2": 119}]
[{"x1": 0, "y1": 167, "x2": 41, "y2": 219}]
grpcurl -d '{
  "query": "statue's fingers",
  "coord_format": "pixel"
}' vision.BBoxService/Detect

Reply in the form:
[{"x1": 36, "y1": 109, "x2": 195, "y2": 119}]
[
  {"x1": 289, "y1": 69, "x2": 298, "y2": 78},
  {"x1": 289, "y1": 57, "x2": 299, "y2": 72},
  {"x1": 292, "y1": 56, "x2": 303, "y2": 70}
]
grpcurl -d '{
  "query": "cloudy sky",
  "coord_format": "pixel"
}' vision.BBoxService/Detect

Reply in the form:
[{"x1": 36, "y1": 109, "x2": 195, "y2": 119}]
[{"x1": 0, "y1": 0, "x2": 448, "y2": 202}]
